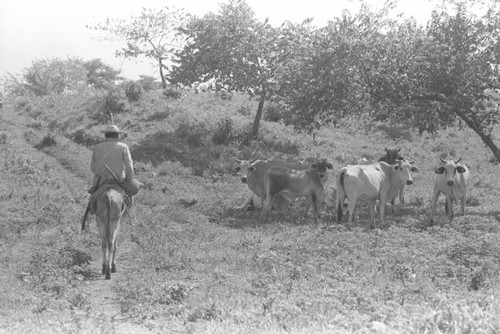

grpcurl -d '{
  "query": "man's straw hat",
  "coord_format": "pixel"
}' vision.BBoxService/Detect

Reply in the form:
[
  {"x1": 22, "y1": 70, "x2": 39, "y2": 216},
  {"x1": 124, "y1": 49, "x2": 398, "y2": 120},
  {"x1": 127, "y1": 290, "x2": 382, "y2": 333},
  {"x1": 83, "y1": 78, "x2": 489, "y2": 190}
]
[{"x1": 101, "y1": 124, "x2": 122, "y2": 134}]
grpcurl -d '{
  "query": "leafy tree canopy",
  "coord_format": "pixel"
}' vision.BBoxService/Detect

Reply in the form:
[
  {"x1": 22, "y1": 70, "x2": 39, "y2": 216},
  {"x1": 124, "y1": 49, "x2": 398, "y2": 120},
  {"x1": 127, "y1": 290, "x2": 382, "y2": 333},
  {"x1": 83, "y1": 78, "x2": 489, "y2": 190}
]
[{"x1": 88, "y1": 7, "x2": 190, "y2": 88}]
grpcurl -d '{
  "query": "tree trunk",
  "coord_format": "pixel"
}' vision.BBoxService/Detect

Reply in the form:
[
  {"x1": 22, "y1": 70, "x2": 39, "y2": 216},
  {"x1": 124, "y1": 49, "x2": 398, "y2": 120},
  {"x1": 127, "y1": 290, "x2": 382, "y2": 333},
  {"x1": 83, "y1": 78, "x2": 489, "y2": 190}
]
[
  {"x1": 252, "y1": 93, "x2": 266, "y2": 139},
  {"x1": 455, "y1": 107, "x2": 500, "y2": 162},
  {"x1": 158, "y1": 58, "x2": 167, "y2": 89}
]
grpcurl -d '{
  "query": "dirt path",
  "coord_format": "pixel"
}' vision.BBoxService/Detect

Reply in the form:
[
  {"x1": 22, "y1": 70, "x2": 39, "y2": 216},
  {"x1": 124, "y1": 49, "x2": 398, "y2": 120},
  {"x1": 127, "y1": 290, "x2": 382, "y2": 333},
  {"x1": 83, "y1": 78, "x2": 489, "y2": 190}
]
[{"x1": 0, "y1": 115, "x2": 153, "y2": 333}]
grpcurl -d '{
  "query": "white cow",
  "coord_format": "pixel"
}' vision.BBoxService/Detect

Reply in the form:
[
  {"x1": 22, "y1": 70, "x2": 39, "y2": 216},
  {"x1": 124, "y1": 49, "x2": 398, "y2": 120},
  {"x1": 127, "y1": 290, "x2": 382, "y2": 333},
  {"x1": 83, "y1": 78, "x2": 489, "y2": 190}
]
[
  {"x1": 429, "y1": 157, "x2": 470, "y2": 225},
  {"x1": 336, "y1": 160, "x2": 418, "y2": 229}
]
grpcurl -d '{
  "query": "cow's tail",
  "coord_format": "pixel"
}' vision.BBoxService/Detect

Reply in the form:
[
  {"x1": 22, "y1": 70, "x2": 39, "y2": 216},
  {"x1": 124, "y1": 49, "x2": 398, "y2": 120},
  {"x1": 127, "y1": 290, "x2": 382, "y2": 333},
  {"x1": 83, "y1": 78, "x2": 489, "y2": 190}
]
[{"x1": 336, "y1": 170, "x2": 347, "y2": 223}]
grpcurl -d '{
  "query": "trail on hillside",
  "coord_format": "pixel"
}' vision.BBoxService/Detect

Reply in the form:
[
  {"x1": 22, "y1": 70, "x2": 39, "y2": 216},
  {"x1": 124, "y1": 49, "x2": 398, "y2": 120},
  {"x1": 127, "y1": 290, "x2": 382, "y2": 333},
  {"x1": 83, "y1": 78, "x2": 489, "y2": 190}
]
[{"x1": 0, "y1": 115, "x2": 153, "y2": 333}]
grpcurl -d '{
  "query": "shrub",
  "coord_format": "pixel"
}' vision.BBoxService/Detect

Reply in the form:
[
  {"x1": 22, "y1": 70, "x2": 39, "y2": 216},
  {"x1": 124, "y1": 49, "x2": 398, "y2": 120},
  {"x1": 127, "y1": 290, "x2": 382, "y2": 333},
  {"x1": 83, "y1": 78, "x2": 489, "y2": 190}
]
[
  {"x1": 137, "y1": 75, "x2": 158, "y2": 91},
  {"x1": 123, "y1": 80, "x2": 144, "y2": 102},
  {"x1": 69, "y1": 129, "x2": 101, "y2": 147},
  {"x1": 212, "y1": 117, "x2": 236, "y2": 145},
  {"x1": 264, "y1": 101, "x2": 287, "y2": 123},
  {"x1": 163, "y1": 87, "x2": 182, "y2": 99},
  {"x1": 35, "y1": 133, "x2": 57, "y2": 149},
  {"x1": 174, "y1": 118, "x2": 209, "y2": 147},
  {"x1": 104, "y1": 90, "x2": 129, "y2": 115},
  {"x1": 146, "y1": 109, "x2": 171, "y2": 122}
]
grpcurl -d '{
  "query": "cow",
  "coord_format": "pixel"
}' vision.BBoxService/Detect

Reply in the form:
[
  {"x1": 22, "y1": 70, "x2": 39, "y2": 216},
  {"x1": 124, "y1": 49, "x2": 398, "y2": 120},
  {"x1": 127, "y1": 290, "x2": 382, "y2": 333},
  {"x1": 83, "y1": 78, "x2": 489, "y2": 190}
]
[
  {"x1": 261, "y1": 159, "x2": 333, "y2": 222},
  {"x1": 233, "y1": 158, "x2": 309, "y2": 210},
  {"x1": 358, "y1": 157, "x2": 371, "y2": 165},
  {"x1": 429, "y1": 157, "x2": 470, "y2": 225},
  {"x1": 336, "y1": 160, "x2": 418, "y2": 229},
  {"x1": 95, "y1": 185, "x2": 127, "y2": 280},
  {"x1": 378, "y1": 148, "x2": 407, "y2": 209}
]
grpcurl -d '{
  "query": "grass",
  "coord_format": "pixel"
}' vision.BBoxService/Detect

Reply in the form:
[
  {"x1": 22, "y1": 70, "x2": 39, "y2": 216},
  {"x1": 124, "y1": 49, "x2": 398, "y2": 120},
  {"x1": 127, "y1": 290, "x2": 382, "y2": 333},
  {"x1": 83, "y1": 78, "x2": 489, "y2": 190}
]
[{"x1": 1, "y1": 87, "x2": 500, "y2": 333}]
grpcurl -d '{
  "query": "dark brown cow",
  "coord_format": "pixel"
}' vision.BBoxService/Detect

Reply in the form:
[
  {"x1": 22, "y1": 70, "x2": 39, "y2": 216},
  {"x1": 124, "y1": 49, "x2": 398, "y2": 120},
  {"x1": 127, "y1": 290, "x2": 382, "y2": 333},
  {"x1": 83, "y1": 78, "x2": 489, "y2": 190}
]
[
  {"x1": 378, "y1": 148, "x2": 407, "y2": 208},
  {"x1": 234, "y1": 158, "x2": 309, "y2": 210},
  {"x1": 261, "y1": 159, "x2": 333, "y2": 222}
]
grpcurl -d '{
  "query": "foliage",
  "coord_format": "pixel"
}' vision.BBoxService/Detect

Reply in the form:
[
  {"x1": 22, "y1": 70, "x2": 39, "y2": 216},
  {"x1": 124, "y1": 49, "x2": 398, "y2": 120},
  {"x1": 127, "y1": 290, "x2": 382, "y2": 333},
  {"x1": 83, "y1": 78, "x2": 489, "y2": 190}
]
[
  {"x1": 88, "y1": 7, "x2": 190, "y2": 88},
  {"x1": 3, "y1": 58, "x2": 87, "y2": 97},
  {"x1": 122, "y1": 80, "x2": 144, "y2": 102},
  {"x1": 170, "y1": 0, "x2": 282, "y2": 138},
  {"x1": 83, "y1": 58, "x2": 122, "y2": 89},
  {"x1": 137, "y1": 75, "x2": 159, "y2": 91}
]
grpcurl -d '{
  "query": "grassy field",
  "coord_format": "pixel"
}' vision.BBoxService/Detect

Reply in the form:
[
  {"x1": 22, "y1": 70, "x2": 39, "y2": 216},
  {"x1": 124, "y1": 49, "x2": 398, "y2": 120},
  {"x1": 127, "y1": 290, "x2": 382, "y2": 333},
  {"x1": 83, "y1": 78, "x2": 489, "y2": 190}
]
[{"x1": 1, "y1": 88, "x2": 499, "y2": 333}]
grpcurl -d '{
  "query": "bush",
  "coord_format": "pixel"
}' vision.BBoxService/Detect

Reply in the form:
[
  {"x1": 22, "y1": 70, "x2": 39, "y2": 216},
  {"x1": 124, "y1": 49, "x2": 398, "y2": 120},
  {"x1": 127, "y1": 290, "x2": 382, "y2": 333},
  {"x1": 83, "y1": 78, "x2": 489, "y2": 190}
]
[
  {"x1": 264, "y1": 101, "x2": 288, "y2": 123},
  {"x1": 123, "y1": 80, "x2": 144, "y2": 102},
  {"x1": 137, "y1": 75, "x2": 158, "y2": 91},
  {"x1": 174, "y1": 118, "x2": 209, "y2": 147},
  {"x1": 35, "y1": 133, "x2": 57, "y2": 149},
  {"x1": 69, "y1": 129, "x2": 101, "y2": 147},
  {"x1": 163, "y1": 87, "x2": 182, "y2": 99},
  {"x1": 212, "y1": 118, "x2": 236, "y2": 145},
  {"x1": 104, "y1": 90, "x2": 129, "y2": 115}
]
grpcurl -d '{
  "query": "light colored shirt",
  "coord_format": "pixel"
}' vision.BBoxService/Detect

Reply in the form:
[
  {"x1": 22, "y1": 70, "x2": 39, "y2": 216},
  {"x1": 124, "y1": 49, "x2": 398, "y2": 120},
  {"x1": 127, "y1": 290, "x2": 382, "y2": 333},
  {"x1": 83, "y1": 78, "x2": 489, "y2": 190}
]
[{"x1": 90, "y1": 138, "x2": 133, "y2": 183}]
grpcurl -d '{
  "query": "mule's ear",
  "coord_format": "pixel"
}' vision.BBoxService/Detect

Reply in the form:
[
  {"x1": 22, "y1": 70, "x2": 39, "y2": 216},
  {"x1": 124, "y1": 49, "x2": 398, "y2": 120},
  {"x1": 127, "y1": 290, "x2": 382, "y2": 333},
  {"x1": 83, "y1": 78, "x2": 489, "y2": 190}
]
[
  {"x1": 457, "y1": 166, "x2": 466, "y2": 173},
  {"x1": 435, "y1": 167, "x2": 445, "y2": 174},
  {"x1": 411, "y1": 166, "x2": 419, "y2": 173}
]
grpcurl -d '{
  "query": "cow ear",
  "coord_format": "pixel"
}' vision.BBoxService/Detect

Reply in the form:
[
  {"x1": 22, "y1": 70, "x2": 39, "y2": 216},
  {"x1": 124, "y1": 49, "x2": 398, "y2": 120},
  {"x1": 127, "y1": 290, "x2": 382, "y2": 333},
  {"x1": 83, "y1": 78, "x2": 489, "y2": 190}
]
[
  {"x1": 234, "y1": 166, "x2": 240, "y2": 172},
  {"x1": 327, "y1": 163, "x2": 333, "y2": 169},
  {"x1": 249, "y1": 166, "x2": 256, "y2": 172},
  {"x1": 310, "y1": 163, "x2": 318, "y2": 170},
  {"x1": 435, "y1": 167, "x2": 445, "y2": 174},
  {"x1": 457, "y1": 166, "x2": 466, "y2": 173},
  {"x1": 411, "y1": 166, "x2": 419, "y2": 173}
]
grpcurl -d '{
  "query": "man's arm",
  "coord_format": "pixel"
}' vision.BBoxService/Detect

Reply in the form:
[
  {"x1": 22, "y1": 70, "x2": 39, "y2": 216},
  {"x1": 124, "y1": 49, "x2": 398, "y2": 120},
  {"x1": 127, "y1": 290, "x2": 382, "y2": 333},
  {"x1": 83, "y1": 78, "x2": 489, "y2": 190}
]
[
  {"x1": 90, "y1": 148, "x2": 97, "y2": 174},
  {"x1": 123, "y1": 146, "x2": 134, "y2": 180}
]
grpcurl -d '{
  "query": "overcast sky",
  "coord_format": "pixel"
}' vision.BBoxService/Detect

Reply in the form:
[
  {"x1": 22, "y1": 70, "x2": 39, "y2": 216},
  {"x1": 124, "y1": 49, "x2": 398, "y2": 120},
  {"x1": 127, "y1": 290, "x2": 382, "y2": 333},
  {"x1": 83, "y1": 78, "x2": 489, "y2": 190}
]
[{"x1": 0, "y1": 0, "x2": 434, "y2": 83}]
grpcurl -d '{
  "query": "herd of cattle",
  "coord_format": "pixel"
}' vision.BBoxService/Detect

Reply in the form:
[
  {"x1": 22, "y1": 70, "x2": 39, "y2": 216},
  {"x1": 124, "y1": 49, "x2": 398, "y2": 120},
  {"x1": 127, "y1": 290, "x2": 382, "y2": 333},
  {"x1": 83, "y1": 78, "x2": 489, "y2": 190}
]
[{"x1": 234, "y1": 148, "x2": 471, "y2": 228}]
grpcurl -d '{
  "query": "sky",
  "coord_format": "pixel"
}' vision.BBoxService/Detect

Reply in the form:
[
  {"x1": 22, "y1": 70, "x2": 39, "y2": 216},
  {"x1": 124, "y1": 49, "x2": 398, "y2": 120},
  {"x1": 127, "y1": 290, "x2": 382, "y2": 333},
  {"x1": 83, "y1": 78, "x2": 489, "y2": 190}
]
[{"x1": 0, "y1": 0, "x2": 435, "y2": 83}]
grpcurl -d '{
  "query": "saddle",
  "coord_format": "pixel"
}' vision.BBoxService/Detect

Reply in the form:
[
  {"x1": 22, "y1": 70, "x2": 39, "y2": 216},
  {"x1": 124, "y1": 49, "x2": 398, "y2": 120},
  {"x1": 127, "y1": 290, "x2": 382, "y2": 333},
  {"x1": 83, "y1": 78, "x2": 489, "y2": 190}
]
[{"x1": 88, "y1": 181, "x2": 132, "y2": 215}]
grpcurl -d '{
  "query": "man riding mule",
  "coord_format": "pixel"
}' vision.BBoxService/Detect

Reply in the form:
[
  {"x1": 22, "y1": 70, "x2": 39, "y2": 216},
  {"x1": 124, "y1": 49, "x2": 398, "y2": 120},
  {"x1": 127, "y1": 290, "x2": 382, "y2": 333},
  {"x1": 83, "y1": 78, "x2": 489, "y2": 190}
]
[
  {"x1": 81, "y1": 125, "x2": 143, "y2": 279},
  {"x1": 82, "y1": 124, "x2": 142, "y2": 227}
]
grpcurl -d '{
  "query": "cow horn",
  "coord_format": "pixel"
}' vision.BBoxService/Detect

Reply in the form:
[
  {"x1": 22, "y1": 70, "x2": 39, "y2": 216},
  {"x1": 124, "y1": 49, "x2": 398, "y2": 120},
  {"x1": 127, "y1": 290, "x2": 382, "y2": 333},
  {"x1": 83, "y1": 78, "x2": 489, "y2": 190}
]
[
  {"x1": 440, "y1": 157, "x2": 446, "y2": 164},
  {"x1": 455, "y1": 157, "x2": 462, "y2": 164}
]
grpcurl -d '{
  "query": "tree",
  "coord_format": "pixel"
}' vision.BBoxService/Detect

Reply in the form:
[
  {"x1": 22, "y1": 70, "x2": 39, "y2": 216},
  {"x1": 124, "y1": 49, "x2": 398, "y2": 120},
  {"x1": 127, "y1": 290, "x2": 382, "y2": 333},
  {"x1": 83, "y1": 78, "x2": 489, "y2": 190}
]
[
  {"x1": 169, "y1": 0, "x2": 282, "y2": 138},
  {"x1": 83, "y1": 58, "x2": 122, "y2": 89},
  {"x1": 88, "y1": 7, "x2": 190, "y2": 88},
  {"x1": 19, "y1": 58, "x2": 87, "y2": 96},
  {"x1": 366, "y1": 2, "x2": 500, "y2": 160}
]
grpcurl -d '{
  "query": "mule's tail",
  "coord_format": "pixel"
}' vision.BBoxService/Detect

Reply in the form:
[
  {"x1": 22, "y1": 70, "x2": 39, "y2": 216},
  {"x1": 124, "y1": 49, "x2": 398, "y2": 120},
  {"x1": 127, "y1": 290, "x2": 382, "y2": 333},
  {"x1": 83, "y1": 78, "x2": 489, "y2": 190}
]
[{"x1": 336, "y1": 170, "x2": 347, "y2": 223}]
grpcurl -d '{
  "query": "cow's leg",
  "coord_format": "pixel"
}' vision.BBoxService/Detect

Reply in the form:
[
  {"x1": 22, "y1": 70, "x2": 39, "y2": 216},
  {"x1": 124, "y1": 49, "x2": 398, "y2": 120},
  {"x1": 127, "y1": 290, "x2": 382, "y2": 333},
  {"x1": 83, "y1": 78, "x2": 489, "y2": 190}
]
[
  {"x1": 238, "y1": 194, "x2": 255, "y2": 211},
  {"x1": 447, "y1": 196, "x2": 455, "y2": 223},
  {"x1": 261, "y1": 194, "x2": 272, "y2": 221},
  {"x1": 429, "y1": 188, "x2": 441, "y2": 225},
  {"x1": 310, "y1": 192, "x2": 319, "y2": 223},
  {"x1": 460, "y1": 195, "x2": 466, "y2": 216},
  {"x1": 336, "y1": 193, "x2": 344, "y2": 224},
  {"x1": 347, "y1": 198, "x2": 358, "y2": 227},
  {"x1": 399, "y1": 184, "x2": 405, "y2": 206},
  {"x1": 368, "y1": 199, "x2": 377, "y2": 229}
]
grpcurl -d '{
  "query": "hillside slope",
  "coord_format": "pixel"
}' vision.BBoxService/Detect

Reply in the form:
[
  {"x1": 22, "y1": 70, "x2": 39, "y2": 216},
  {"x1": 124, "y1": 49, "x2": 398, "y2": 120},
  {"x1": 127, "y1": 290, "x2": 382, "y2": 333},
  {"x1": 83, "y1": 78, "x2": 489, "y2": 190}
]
[{"x1": 1, "y1": 89, "x2": 500, "y2": 333}]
